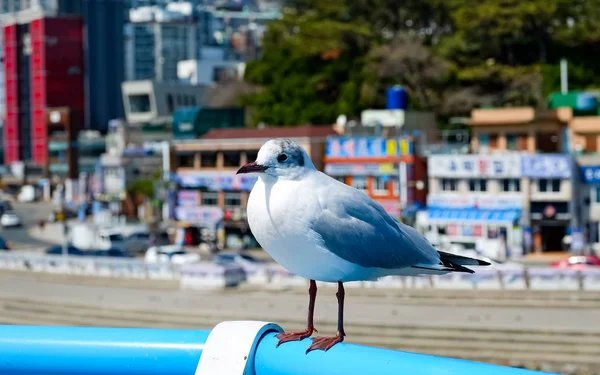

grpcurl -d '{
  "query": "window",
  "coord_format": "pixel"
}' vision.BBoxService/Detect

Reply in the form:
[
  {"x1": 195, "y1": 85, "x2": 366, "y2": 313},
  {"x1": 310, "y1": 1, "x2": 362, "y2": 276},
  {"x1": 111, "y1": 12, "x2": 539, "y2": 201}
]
[
  {"x1": 505, "y1": 133, "x2": 528, "y2": 151},
  {"x1": 506, "y1": 134, "x2": 517, "y2": 150},
  {"x1": 167, "y1": 94, "x2": 174, "y2": 113},
  {"x1": 200, "y1": 152, "x2": 217, "y2": 167},
  {"x1": 489, "y1": 134, "x2": 499, "y2": 149},
  {"x1": 468, "y1": 179, "x2": 487, "y2": 192},
  {"x1": 538, "y1": 179, "x2": 561, "y2": 193},
  {"x1": 441, "y1": 178, "x2": 458, "y2": 192},
  {"x1": 246, "y1": 150, "x2": 259, "y2": 163},
  {"x1": 223, "y1": 151, "x2": 241, "y2": 167},
  {"x1": 128, "y1": 94, "x2": 151, "y2": 113},
  {"x1": 177, "y1": 153, "x2": 195, "y2": 168},
  {"x1": 501, "y1": 178, "x2": 521, "y2": 192},
  {"x1": 595, "y1": 187, "x2": 600, "y2": 203},
  {"x1": 351, "y1": 176, "x2": 367, "y2": 192},
  {"x1": 373, "y1": 176, "x2": 389, "y2": 195},
  {"x1": 335, "y1": 176, "x2": 346, "y2": 184},
  {"x1": 391, "y1": 178, "x2": 399, "y2": 196},
  {"x1": 224, "y1": 192, "x2": 241, "y2": 207},
  {"x1": 201, "y1": 192, "x2": 218, "y2": 206}
]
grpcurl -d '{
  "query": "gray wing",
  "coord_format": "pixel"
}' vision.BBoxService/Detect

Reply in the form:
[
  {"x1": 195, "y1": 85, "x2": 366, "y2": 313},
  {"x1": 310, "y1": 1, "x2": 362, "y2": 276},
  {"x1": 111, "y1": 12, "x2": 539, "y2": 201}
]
[{"x1": 311, "y1": 180, "x2": 440, "y2": 269}]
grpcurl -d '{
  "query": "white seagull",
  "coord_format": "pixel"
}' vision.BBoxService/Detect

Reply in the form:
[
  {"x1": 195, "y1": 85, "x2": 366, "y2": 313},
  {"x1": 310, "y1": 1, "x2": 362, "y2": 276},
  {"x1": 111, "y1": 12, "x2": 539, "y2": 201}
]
[{"x1": 237, "y1": 138, "x2": 489, "y2": 352}]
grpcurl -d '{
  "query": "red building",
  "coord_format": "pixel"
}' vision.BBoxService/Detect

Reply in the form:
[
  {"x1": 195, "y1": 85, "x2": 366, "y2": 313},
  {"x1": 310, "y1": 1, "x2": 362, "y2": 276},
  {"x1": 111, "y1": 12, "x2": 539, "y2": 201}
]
[
  {"x1": 3, "y1": 15, "x2": 84, "y2": 167},
  {"x1": 323, "y1": 136, "x2": 427, "y2": 224}
]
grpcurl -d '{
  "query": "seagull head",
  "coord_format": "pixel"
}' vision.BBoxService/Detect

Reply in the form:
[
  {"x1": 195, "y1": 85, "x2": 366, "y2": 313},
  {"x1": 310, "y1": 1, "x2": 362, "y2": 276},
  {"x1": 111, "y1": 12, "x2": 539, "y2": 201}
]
[{"x1": 237, "y1": 138, "x2": 315, "y2": 180}]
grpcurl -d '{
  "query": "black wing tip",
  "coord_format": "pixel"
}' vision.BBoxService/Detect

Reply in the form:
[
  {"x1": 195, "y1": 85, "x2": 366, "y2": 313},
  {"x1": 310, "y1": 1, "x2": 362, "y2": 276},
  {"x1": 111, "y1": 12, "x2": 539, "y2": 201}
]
[
  {"x1": 437, "y1": 250, "x2": 491, "y2": 267},
  {"x1": 448, "y1": 263, "x2": 475, "y2": 274},
  {"x1": 477, "y1": 259, "x2": 492, "y2": 266}
]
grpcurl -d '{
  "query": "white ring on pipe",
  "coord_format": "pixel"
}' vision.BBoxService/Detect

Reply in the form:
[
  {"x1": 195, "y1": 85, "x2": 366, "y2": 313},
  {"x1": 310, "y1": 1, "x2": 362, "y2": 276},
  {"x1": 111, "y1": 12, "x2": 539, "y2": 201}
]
[{"x1": 195, "y1": 321, "x2": 283, "y2": 375}]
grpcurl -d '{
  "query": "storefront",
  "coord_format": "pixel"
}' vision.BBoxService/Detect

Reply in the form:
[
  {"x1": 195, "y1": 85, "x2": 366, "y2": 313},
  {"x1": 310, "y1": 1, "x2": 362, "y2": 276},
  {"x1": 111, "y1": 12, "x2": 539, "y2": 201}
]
[
  {"x1": 529, "y1": 202, "x2": 571, "y2": 252},
  {"x1": 521, "y1": 154, "x2": 575, "y2": 254},
  {"x1": 424, "y1": 154, "x2": 526, "y2": 259},
  {"x1": 324, "y1": 136, "x2": 422, "y2": 220},
  {"x1": 418, "y1": 195, "x2": 523, "y2": 260},
  {"x1": 579, "y1": 164, "x2": 600, "y2": 253},
  {"x1": 174, "y1": 171, "x2": 258, "y2": 250}
]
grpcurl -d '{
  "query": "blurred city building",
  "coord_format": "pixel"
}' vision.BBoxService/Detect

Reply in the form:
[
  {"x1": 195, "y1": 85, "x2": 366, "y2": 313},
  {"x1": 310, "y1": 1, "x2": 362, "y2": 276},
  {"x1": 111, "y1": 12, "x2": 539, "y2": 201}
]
[
  {"x1": 93, "y1": 120, "x2": 171, "y2": 217},
  {"x1": 420, "y1": 107, "x2": 577, "y2": 260},
  {"x1": 81, "y1": 0, "x2": 126, "y2": 132},
  {"x1": 125, "y1": 4, "x2": 199, "y2": 82},
  {"x1": 323, "y1": 136, "x2": 423, "y2": 224},
  {"x1": 171, "y1": 125, "x2": 337, "y2": 249},
  {"x1": 326, "y1": 86, "x2": 434, "y2": 225},
  {"x1": 1, "y1": 10, "x2": 85, "y2": 172},
  {"x1": 172, "y1": 106, "x2": 244, "y2": 139},
  {"x1": 121, "y1": 80, "x2": 207, "y2": 125}
]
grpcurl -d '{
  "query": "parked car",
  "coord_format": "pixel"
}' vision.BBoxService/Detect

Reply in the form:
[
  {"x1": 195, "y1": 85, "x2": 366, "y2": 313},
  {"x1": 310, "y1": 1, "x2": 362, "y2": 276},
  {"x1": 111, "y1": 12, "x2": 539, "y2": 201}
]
[
  {"x1": 97, "y1": 229, "x2": 126, "y2": 250},
  {"x1": 0, "y1": 200, "x2": 13, "y2": 216},
  {"x1": 213, "y1": 252, "x2": 266, "y2": 267},
  {"x1": 89, "y1": 248, "x2": 133, "y2": 258},
  {"x1": 45, "y1": 245, "x2": 86, "y2": 256},
  {"x1": 1, "y1": 211, "x2": 21, "y2": 228},
  {"x1": 212, "y1": 252, "x2": 268, "y2": 276},
  {"x1": 550, "y1": 255, "x2": 600, "y2": 269},
  {"x1": 145, "y1": 245, "x2": 201, "y2": 265},
  {"x1": 124, "y1": 231, "x2": 152, "y2": 255},
  {"x1": 0, "y1": 236, "x2": 12, "y2": 250}
]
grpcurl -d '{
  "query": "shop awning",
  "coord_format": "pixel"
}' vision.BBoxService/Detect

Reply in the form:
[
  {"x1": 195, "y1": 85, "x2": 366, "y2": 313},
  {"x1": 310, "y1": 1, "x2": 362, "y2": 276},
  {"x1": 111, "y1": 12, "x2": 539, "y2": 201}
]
[{"x1": 427, "y1": 208, "x2": 520, "y2": 223}]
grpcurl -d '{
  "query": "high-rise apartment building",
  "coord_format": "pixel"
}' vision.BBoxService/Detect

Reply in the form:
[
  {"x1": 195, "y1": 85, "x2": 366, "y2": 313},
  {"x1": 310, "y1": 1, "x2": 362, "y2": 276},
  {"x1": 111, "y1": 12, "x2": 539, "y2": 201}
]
[
  {"x1": 125, "y1": 4, "x2": 199, "y2": 82},
  {"x1": 2, "y1": 11, "x2": 85, "y2": 166}
]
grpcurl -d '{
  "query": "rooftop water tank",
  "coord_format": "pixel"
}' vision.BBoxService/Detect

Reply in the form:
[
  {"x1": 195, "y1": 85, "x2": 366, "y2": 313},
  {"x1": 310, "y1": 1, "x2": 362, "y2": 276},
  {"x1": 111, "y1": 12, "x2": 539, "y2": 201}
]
[
  {"x1": 576, "y1": 92, "x2": 597, "y2": 111},
  {"x1": 386, "y1": 85, "x2": 408, "y2": 110}
]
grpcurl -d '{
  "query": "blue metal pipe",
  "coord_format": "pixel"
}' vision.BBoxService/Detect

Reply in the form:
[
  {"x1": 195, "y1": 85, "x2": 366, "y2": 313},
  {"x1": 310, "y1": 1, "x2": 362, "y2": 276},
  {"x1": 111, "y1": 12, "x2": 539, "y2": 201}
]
[
  {"x1": 254, "y1": 332, "x2": 557, "y2": 375},
  {"x1": 0, "y1": 326, "x2": 208, "y2": 375},
  {"x1": 0, "y1": 325, "x2": 558, "y2": 375}
]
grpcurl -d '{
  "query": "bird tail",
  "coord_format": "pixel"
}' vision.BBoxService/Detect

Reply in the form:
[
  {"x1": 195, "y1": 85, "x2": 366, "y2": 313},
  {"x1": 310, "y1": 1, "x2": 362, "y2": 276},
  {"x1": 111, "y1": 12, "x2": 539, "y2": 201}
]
[{"x1": 411, "y1": 251, "x2": 490, "y2": 274}]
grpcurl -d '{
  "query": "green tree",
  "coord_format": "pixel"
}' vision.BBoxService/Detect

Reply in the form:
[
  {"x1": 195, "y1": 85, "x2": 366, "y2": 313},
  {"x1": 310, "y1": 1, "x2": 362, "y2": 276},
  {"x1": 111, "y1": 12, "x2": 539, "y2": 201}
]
[
  {"x1": 127, "y1": 179, "x2": 155, "y2": 199},
  {"x1": 243, "y1": 0, "x2": 372, "y2": 125}
]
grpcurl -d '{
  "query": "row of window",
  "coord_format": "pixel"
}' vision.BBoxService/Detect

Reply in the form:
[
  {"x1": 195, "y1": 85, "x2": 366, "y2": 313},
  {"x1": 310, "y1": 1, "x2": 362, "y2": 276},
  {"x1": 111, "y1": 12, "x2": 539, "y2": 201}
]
[
  {"x1": 201, "y1": 191, "x2": 242, "y2": 207},
  {"x1": 166, "y1": 93, "x2": 197, "y2": 114},
  {"x1": 439, "y1": 178, "x2": 561, "y2": 193},
  {"x1": 336, "y1": 176, "x2": 399, "y2": 196},
  {"x1": 177, "y1": 151, "x2": 260, "y2": 168},
  {"x1": 479, "y1": 132, "x2": 559, "y2": 153}
]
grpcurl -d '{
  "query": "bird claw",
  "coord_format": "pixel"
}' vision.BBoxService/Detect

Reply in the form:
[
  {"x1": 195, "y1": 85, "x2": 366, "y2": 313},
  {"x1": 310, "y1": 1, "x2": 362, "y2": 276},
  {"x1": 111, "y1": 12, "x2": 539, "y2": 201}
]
[
  {"x1": 305, "y1": 334, "x2": 344, "y2": 353},
  {"x1": 275, "y1": 328, "x2": 315, "y2": 346}
]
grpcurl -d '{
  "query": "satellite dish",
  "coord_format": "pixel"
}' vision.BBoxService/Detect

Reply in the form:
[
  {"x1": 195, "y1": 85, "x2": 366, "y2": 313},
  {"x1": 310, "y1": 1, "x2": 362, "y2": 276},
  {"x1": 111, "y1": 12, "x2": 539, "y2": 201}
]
[{"x1": 336, "y1": 114, "x2": 347, "y2": 127}]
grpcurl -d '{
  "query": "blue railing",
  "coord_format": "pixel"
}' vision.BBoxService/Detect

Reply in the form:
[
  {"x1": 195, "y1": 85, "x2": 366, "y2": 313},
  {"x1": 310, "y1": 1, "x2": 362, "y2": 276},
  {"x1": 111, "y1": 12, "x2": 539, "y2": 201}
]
[{"x1": 0, "y1": 322, "x2": 558, "y2": 375}]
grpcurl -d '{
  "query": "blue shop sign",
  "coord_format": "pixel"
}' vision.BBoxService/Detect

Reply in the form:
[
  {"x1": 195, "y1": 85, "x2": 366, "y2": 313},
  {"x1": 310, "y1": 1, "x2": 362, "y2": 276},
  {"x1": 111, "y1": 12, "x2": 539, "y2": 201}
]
[
  {"x1": 521, "y1": 154, "x2": 572, "y2": 178},
  {"x1": 581, "y1": 166, "x2": 600, "y2": 184},
  {"x1": 176, "y1": 172, "x2": 257, "y2": 191},
  {"x1": 326, "y1": 137, "x2": 413, "y2": 158}
]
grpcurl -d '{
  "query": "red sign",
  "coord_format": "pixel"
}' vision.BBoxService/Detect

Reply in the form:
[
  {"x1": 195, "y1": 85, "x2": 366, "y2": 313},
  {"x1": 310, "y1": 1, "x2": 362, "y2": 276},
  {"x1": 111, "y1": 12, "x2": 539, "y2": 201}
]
[{"x1": 544, "y1": 205, "x2": 556, "y2": 218}]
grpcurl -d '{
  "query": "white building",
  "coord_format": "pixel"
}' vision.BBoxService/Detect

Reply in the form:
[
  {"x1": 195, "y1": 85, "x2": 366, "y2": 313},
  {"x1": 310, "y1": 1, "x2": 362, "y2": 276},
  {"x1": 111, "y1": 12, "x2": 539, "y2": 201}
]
[
  {"x1": 419, "y1": 153, "x2": 576, "y2": 259},
  {"x1": 177, "y1": 52, "x2": 245, "y2": 86},
  {"x1": 121, "y1": 80, "x2": 206, "y2": 124},
  {"x1": 419, "y1": 154, "x2": 525, "y2": 260}
]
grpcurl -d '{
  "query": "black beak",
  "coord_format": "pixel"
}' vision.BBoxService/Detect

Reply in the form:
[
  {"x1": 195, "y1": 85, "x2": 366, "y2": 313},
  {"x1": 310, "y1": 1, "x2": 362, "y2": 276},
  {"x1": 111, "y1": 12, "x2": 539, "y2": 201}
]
[{"x1": 236, "y1": 162, "x2": 269, "y2": 174}]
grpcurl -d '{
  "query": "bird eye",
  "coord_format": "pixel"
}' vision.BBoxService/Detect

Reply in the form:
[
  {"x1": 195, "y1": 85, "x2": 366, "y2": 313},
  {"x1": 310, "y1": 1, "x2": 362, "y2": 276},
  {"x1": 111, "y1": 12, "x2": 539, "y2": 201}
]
[{"x1": 277, "y1": 153, "x2": 288, "y2": 163}]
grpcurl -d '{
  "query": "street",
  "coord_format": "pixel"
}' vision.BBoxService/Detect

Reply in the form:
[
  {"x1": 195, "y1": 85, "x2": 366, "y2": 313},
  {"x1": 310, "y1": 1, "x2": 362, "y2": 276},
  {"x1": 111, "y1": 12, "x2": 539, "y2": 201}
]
[{"x1": 0, "y1": 202, "x2": 57, "y2": 250}]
